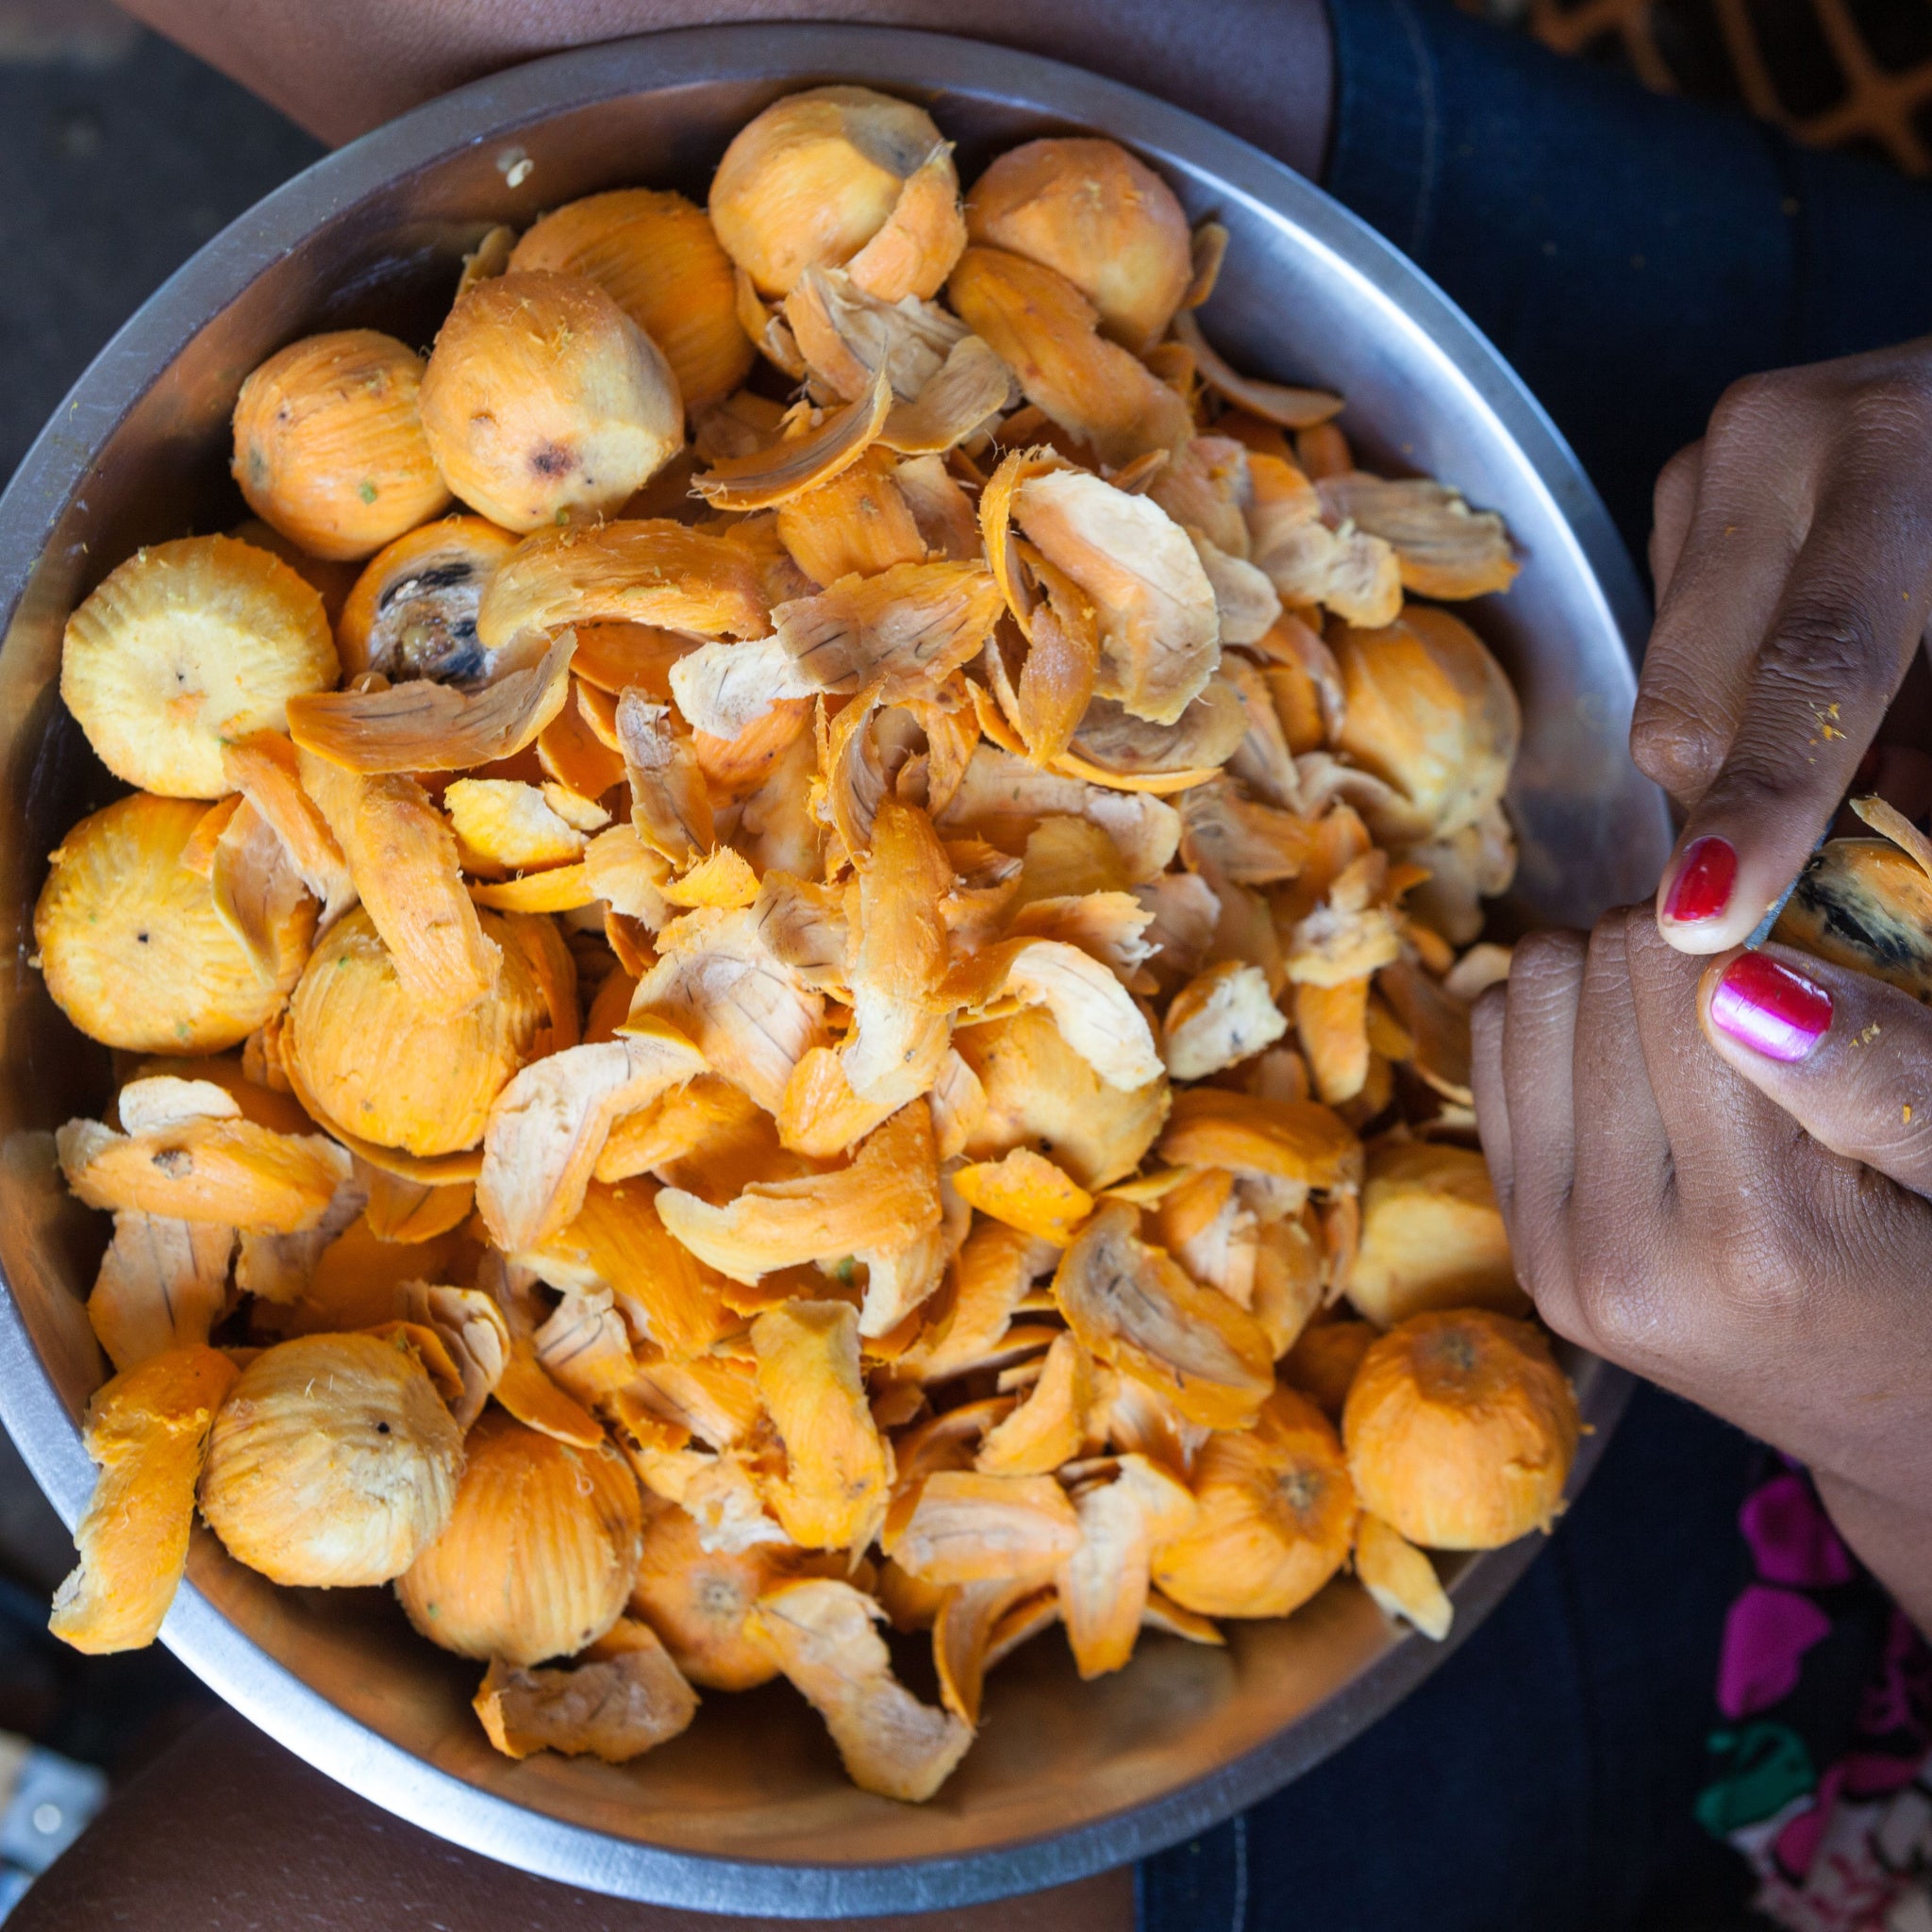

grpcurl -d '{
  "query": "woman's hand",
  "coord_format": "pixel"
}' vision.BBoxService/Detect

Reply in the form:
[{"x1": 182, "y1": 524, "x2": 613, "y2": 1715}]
[
  {"x1": 1636, "y1": 339, "x2": 1932, "y2": 953},
  {"x1": 1472, "y1": 913, "x2": 1932, "y2": 1632}
]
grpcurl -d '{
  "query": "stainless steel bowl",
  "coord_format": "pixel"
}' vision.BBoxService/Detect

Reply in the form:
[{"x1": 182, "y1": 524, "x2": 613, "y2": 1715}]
[{"x1": 0, "y1": 25, "x2": 1671, "y2": 1915}]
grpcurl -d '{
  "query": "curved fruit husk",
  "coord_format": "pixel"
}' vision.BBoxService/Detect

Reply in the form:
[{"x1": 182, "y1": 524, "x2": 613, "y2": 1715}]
[
  {"x1": 751, "y1": 1298, "x2": 891, "y2": 1551},
  {"x1": 627, "y1": 907, "x2": 825, "y2": 1118},
  {"x1": 89, "y1": 1212, "x2": 235, "y2": 1374},
  {"x1": 474, "y1": 1617, "x2": 699, "y2": 1762},
  {"x1": 657, "y1": 1104, "x2": 941, "y2": 1334},
  {"x1": 1008, "y1": 465, "x2": 1219, "y2": 728},
  {"x1": 1053, "y1": 1201, "x2": 1274, "y2": 1429},
  {"x1": 1354, "y1": 1511, "x2": 1453, "y2": 1641},
  {"x1": 475, "y1": 1022, "x2": 703, "y2": 1254},
  {"x1": 746, "y1": 1576, "x2": 973, "y2": 1802},
  {"x1": 691, "y1": 371, "x2": 892, "y2": 512},
  {"x1": 1316, "y1": 474, "x2": 1518, "y2": 602},
  {"x1": 952, "y1": 1006, "x2": 1169, "y2": 1191},
  {"x1": 1332, "y1": 606, "x2": 1520, "y2": 843},
  {"x1": 58, "y1": 1107, "x2": 351, "y2": 1234},
  {"x1": 1169, "y1": 310, "x2": 1342, "y2": 431},
  {"x1": 1057, "y1": 1452, "x2": 1197, "y2": 1676},
  {"x1": 49, "y1": 1345, "x2": 239, "y2": 1654},
  {"x1": 891, "y1": 1469, "x2": 1080, "y2": 1587},
  {"x1": 947, "y1": 246, "x2": 1191, "y2": 469},
  {"x1": 1162, "y1": 960, "x2": 1291, "y2": 1080},
  {"x1": 1345, "y1": 1141, "x2": 1524, "y2": 1326},
  {"x1": 475, "y1": 521, "x2": 769, "y2": 654}
]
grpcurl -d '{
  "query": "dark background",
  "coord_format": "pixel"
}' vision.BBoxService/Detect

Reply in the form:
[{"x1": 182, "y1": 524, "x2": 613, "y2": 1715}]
[{"x1": 0, "y1": 0, "x2": 321, "y2": 490}]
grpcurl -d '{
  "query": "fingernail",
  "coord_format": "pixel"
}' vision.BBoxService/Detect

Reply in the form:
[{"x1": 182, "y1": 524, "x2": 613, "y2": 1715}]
[
  {"x1": 1709, "y1": 952, "x2": 1832, "y2": 1062},
  {"x1": 1663, "y1": 836, "x2": 1738, "y2": 924}
]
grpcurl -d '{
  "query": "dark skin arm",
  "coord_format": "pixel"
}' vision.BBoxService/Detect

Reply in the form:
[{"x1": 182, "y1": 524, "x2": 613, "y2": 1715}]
[
  {"x1": 1478, "y1": 341, "x2": 1932, "y2": 1640},
  {"x1": 9, "y1": 1707, "x2": 1129, "y2": 1932},
  {"x1": 108, "y1": 0, "x2": 1335, "y2": 174}
]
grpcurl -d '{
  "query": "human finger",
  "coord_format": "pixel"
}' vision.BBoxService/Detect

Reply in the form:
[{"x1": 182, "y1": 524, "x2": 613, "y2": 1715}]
[
  {"x1": 1618, "y1": 906, "x2": 1776, "y2": 1207},
  {"x1": 1492, "y1": 930, "x2": 1586, "y2": 1329},
  {"x1": 1655, "y1": 479, "x2": 1932, "y2": 956},
  {"x1": 1560, "y1": 910, "x2": 1678, "y2": 1351},
  {"x1": 1698, "y1": 942, "x2": 1932, "y2": 1197},
  {"x1": 1629, "y1": 386, "x2": 1809, "y2": 814},
  {"x1": 1470, "y1": 983, "x2": 1513, "y2": 1217},
  {"x1": 1647, "y1": 438, "x2": 1703, "y2": 606}
]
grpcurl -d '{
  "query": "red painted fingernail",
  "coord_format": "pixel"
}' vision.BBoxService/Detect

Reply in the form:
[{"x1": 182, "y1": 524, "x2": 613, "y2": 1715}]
[
  {"x1": 1663, "y1": 836, "x2": 1738, "y2": 924},
  {"x1": 1709, "y1": 952, "x2": 1832, "y2": 1062}
]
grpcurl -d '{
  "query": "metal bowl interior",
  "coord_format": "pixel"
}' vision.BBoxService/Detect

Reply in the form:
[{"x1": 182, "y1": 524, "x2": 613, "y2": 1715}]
[{"x1": 0, "y1": 25, "x2": 1671, "y2": 1916}]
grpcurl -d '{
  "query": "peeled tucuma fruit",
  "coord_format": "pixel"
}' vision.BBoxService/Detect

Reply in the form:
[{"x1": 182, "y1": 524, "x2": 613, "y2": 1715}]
[
  {"x1": 59, "y1": 535, "x2": 338, "y2": 801},
  {"x1": 508, "y1": 189, "x2": 754, "y2": 413},
  {"x1": 231, "y1": 329, "x2": 453, "y2": 561},
  {"x1": 397, "y1": 1410, "x2": 645, "y2": 1666},
  {"x1": 965, "y1": 138, "x2": 1193, "y2": 355},
  {"x1": 284, "y1": 907, "x2": 559, "y2": 1158},
  {"x1": 418, "y1": 271, "x2": 684, "y2": 533},
  {"x1": 708, "y1": 86, "x2": 958, "y2": 300},
  {"x1": 35, "y1": 793, "x2": 299, "y2": 1055},
  {"x1": 1342, "y1": 1309, "x2": 1578, "y2": 1550},
  {"x1": 198, "y1": 1332, "x2": 464, "y2": 1588}
]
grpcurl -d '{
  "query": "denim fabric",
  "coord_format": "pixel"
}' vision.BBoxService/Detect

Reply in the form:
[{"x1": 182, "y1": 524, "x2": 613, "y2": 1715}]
[
  {"x1": 1323, "y1": 0, "x2": 1932, "y2": 561},
  {"x1": 1137, "y1": 1383, "x2": 1762, "y2": 1931}
]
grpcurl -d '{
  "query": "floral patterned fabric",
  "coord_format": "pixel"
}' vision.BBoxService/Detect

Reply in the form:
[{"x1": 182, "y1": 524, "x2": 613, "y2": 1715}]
[{"x1": 1698, "y1": 1464, "x2": 1932, "y2": 1930}]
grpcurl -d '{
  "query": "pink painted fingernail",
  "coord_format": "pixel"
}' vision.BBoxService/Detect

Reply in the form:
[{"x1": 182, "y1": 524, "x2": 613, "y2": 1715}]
[
  {"x1": 1663, "y1": 836, "x2": 1738, "y2": 924},
  {"x1": 1709, "y1": 952, "x2": 1832, "y2": 1062}
]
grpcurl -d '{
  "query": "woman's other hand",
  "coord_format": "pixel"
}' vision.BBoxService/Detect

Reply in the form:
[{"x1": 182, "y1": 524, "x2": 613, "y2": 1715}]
[
  {"x1": 1637, "y1": 340, "x2": 1932, "y2": 953},
  {"x1": 1472, "y1": 913, "x2": 1932, "y2": 1631}
]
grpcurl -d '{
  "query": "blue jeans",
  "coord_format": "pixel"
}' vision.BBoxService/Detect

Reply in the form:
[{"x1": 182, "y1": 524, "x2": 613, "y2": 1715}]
[
  {"x1": 1324, "y1": 0, "x2": 1932, "y2": 560},
  {"x1": 1141, "y1": 8, "x2": 1932, "y2": 1924}
]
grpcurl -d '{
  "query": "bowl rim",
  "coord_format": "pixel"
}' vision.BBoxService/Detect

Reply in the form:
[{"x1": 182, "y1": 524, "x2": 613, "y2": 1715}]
[{"x1": 0, "y1": 22, "x2": 1647, "y2": 1914}]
